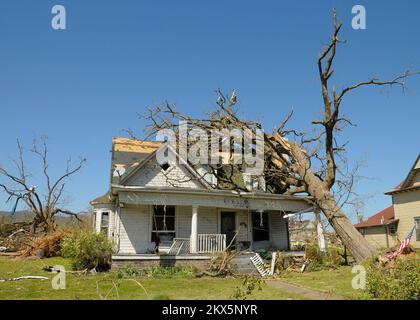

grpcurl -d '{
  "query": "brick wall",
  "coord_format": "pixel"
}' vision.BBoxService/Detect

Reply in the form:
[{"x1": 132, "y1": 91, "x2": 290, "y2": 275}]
[{"x1": 111, "y1": 258, "x2": 211, "y2": 271}]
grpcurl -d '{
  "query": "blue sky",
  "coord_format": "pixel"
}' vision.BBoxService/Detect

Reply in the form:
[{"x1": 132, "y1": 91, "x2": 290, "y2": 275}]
[{"x1": 0, "y1": 0, "x2": 419, "y2": 219}]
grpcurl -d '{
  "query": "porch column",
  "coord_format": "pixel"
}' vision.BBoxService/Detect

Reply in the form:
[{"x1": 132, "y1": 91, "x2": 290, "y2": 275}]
[
  {"x1": 95, "y1": 211, "x2": 102, "y2": 234},
  {"x1": 191, "y1": 205, "x2": 199, "y2": 253},
  {"x1": 315, "y1": 208, "x2": 327, "y2": 252}
]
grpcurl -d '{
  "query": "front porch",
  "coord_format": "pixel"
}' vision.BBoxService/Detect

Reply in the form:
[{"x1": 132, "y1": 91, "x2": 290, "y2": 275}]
[{"x1": 99, "y1": 187, "x2": 313, "y2": 258}]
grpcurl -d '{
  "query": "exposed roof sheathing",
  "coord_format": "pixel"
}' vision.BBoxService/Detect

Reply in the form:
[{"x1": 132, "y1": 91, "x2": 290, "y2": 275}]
[
  {"x1": 111, "y1": 138, "x2": 162, "y2": 184},
  {"x1": 113, "y1": 138, "x2": 161, "y2": 154}
]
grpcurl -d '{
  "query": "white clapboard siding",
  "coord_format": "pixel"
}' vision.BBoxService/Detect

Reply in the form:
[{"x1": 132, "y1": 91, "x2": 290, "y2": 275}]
[
  {"x1": 236, "y1": 210, "x2": 249, "y2": 242},
  {"x1": 176, "y1": 206, "x2": 192, "y2": 238},
  {"x1": 125, "y1": 159, "x2": 203, "y2": 189},
  {"x1": 269, "y1": 211, "x2": 289, "y2": 250},
  {"x1": 177, "y1": 206, "x2": 218, "y2": 238},
  {"x1": 118, "y1": 206, "x2": 154, "y2": 254},
  {"x1": 197, "y1": 207, "x2": 218, "y2": 234}
]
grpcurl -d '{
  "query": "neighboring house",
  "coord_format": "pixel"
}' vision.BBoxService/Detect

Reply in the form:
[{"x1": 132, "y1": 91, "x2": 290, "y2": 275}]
[
  {"x1": 355, "y1": 153, "x2": 420, "y2": 250},
  {"x1": 91, "y1": 138, "x2": 313, "y2": 268},
  {"x1": 354, "y1": 206, "x2": 399, "y2": 249}
]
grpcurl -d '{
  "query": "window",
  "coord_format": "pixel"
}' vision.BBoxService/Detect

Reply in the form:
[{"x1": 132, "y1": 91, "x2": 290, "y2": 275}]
[
  {"x1": 415, "y1": 218, "x2": 420, "y2": 241},
  {"x1": 151, "y1": 205, "x2": 175, "y2": 244},
  {"x1": 160, "y1": 162, "x2": 170, "y2": 171},
  {"x1": 252, "y1": 211, "x2": 269, "y2": 241},
  {"x1": 388, "y1": 224, "x2": 397, "y2": 236},
  {"x1": 100, "y1": 212, "x2": 109, "y2": 235}
]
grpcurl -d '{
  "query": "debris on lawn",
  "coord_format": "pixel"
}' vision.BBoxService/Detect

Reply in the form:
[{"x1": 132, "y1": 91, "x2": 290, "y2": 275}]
[
  {"x1": 43, "y1": 266, "x2": 63, "y2": 273},
  {"x1": 300, "y1": 260, "x2": 309, "y2": 273},
  {"x1": 0, "y1": 276, "x2": 49, "y2": 282},
  {"x1": 0, "y1": 222, "x2": 33, "y2": 253},
  {"x1": 196, "y1": 251, "x2": 237, "y2": 277},
  {"x1": 0, "y1": 222, "x2": 72, "y2": 260},
  {"x1": 23, "y1": 229, "x2": 70, "y2": 258}
]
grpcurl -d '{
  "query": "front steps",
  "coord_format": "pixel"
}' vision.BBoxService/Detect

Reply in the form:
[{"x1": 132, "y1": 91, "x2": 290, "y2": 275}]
[{"x1": 231, "y1": 253, "x2": 261, "y2": 276}]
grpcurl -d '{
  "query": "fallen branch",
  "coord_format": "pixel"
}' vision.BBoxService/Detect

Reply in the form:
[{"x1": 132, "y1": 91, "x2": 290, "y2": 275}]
[
  {"x1": 0, "y1": 276, "x2": 49, "y2": 282},
  {"x1": 8, "y1": 229, "x2": 26, "y2": 238}
]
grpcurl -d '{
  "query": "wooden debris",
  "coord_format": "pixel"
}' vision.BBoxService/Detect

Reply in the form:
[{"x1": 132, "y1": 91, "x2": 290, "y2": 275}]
[
  {"x1": 0, "y1": 276, "x2": 49, "y2": 282},
  {"x1": 250, "y1": 253, "x2": 270, "y2": 277}
]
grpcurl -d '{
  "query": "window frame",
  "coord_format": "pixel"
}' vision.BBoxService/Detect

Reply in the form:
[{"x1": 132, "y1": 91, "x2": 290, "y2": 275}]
[
  {"x1": 100, "y1": 211, "x2": 110, "y2": 235},
  {"x1": 388, "y1": 223, "x2": 397, "y2": 236},
  {"x1": 251, "y1": 211, "x2": 270, "y2": 242},
  {"x1": 415, "y1": 217, "x2": 420, "y2": 241},
  {"x1": 151, "y1": 205, "x2": 176, "y2": 244}
]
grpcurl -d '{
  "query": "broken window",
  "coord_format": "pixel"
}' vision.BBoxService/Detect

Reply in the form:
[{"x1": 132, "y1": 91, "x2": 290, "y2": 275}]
[
  {"x1": 160, "y1": 162, "x2": 170, "y2": 171},
  {"x1": 151, "y1": 205, "x2": 175, "y2": 244},
  {"x1": 388, "y1": 224, "x2": 397, "y2": 236},
  {"x1": 252, "y1": 211, "x2": 269, "y2": 241},
  {"x1": 415, "y1": 218, "x2": 420, "y2": 241},
  {"x1": 101, "y1": 212, "x2": 109, "y2": 235}
]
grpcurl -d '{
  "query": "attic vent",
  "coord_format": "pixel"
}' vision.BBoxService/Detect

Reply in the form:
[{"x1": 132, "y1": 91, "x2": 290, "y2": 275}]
[{"x1": 160, "y1": 162, "x2": 170, "y2": 171}]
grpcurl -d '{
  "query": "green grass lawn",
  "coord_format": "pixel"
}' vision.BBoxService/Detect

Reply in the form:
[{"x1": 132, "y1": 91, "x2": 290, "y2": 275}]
[
  {"x1": 278, "y1": 266, "x2": 366, "y2": 299},
  {"x1": 0, "y1": 257, "x2": 303, "y2": 300}
]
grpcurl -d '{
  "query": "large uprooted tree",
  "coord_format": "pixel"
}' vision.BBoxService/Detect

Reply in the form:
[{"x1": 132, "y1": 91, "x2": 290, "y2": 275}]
[
  {"x1": 0, "y1": 136, "x2": 86, "y2": 234},
  {"x1": 133, "y1": 10, "x2": 416, "y2": 263}
]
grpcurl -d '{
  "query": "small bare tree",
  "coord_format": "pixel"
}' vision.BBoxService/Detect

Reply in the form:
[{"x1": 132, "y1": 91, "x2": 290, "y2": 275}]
[
  {"x1": 131, "y1": 10, "x2": 416, "y2": 262},
  {"x1": 0, "y1": 136, "x2": 86, "y2": 233}
]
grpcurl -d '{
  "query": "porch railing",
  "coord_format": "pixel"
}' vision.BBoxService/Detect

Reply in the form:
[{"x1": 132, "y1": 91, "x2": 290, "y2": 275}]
[
  {"x1": 197, "y1": 234, "x2": 226, "y2": 253},
  {"x1": 168, "y1": 238, "x2": 191, "y2": 255}
]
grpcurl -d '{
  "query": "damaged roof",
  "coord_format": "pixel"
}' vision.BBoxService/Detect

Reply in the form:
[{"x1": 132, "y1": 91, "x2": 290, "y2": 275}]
[
  {"x1": 354, "y1": 206, "x2": 398, "y2": 229},
  {"x1": 91, "y1": 138, "x2": 162, "y2": 203},
  {"x1": 111, "y1": 137, "x2": 162, "y2": 184},
  {"x1": 90, "y1": 191, "x2": 113, "y2": 205}
]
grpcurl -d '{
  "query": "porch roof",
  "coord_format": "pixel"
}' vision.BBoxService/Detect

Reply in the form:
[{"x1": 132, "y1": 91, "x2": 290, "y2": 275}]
[{"x1": 111, "y1": 184, "x2": 313, "y2": 213}]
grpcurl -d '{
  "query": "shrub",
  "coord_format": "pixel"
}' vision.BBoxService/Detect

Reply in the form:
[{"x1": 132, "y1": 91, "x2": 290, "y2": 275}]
[
  {"x1": 61, "y1": 230, "x2": 113, "y2": 271},
  {"x1": 117, "y1": 266, "x2": 145, "y2": 278},
  {"x1": 305, "y1": 244, "x2": 345, "y2": 271},
  {"x1": 149, "y1": 266, "x2": 195, "y2": 278},
  {"x1": 274, "y1": 251, "x2": 296, "y2": 273},
  {"x1": 117, "y1": 265, "x2": 195, "y2": 278},
  {"x1": 325, "y1": 246, "x2": 344, "y2": 267},
  {"x1": 365, "y1": 255, "x2": 420, "y2": 300}
]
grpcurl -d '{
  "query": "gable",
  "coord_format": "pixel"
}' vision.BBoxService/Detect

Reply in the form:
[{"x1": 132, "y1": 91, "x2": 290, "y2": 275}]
[
  {"x1": 123, "y1": 156, "x2": 205, "y2": 189},
  {"x1": 410, "y1": 170, "x2": 420, "y2": 187},
  {"x1": 386, "y1": 153, "x2": 420, "y2": 194},
  {"x1": 111, "y1": 138, "x2": 161, "y2": 184}
]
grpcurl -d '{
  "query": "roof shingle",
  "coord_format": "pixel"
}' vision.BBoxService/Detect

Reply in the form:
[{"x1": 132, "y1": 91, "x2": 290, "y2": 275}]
[{"x1": 354, "y1": 206, "x2": 398, "y2": 228}]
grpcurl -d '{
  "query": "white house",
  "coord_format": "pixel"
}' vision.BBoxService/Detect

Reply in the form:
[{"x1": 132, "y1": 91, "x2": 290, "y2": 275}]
[{"x1": 91, "y1": 138, "x2": 313, "y2": 268}]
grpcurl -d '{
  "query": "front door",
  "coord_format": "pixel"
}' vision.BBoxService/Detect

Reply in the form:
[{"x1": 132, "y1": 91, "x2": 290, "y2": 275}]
[{"x1": 220, "y1": 211, "x2": 236, "y2": 248}]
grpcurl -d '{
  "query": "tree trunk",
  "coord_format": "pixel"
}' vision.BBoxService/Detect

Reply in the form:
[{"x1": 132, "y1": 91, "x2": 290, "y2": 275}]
[
  {"x1": 289, "y1": 142, "x2": 378, "y2": 262},
  {"x1": 43, "y1": 219, "x2": 56, "y2": 234}
]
